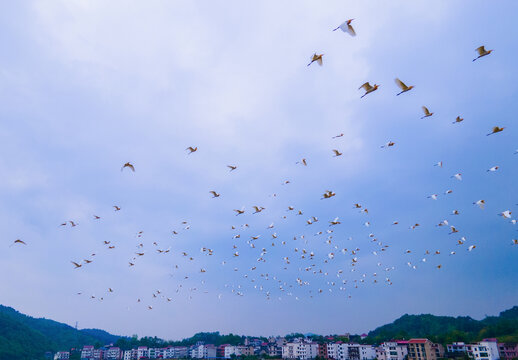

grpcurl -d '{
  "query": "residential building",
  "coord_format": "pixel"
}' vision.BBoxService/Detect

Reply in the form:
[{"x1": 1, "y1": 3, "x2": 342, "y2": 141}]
[
  {"x1": 447, "y1": 339, "x2": 500, "y2": 360},
  {"x1": 105, "y1": 347, "x2": 122, "y2": 360},
  {"x1": 470, "y1": 339, "x2": 500, "y2": 360},
  {"x1": 54, "y1": 352, "x2": 70, "y2": 360},
  {"x1": 283, "y1": 342, "x2": 319, "y2": 360},
  {"x1": 498, "y1": 343, "x2": 518, "y2": 360},
  {"x1": 318, "y1": 343, "x2": 328, "y2": 359},
  {"x1": 378, "y1": 341, "x2": 409, "y2": 360},
  {"x1": 81, "y1": 346, "x2": 95, "y2": 360},
  {"x1": 164, "y1": 346, "x2": 189, "y2": 358},
  {"x1": 408, "y1": 339, "x2": 442, "y2": 360},
  {"x1": 191, "y1": 344, "x2": 217, "y2": 359}
]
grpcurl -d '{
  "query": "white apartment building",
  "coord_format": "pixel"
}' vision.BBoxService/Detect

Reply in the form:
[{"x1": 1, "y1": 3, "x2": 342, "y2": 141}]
[
  {"x1": 327, "y1": 343, "x2": 350, "y2": 360},
  {"x1": 326, "y1": 343, "x2": 376, "y2": 360},
  {"x1": 104, "y1": 347, "x2": 122, "y2": 360},
  {"x1": 447, "y1": 340, "x2": 500, "y2": 360},
  {"x1": 282, "y1": 342, "x2": 319, "y2": 360},
  {"x1": 164, "y1": 346, "x2": 189, "y2": 358},
  {"x1": 470, "y1": 340, "x2": 500, "y2": 360},
  {"x1": 54, "y1": 352, "x2": 70, "y2": 360},
  {"x1": 359, "y1": 345, "x2": 377, "y2": 360},
  {"x1": 191, "y1": 344, "x2": 217, "y2": 359},
  {"x1": 81, "y1": 346, "x2": 95, "y2": 359},
  {"x1": 377, "y1": 342, "x2": 408, "y2": 360}
]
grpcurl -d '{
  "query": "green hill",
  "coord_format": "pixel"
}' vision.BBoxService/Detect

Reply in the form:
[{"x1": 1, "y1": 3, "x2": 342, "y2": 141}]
[
  {"x1": 365, "y1": 306, "x2": 518, "y2": 344},
  {"x1": 0, "y1": 305, "x2": 122, "y2": 360}
]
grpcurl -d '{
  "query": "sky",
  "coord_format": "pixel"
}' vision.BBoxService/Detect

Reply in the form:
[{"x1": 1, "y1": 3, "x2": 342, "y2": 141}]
[{"x1": 1, "y1": 0, "x2": 517, "y2": 341}]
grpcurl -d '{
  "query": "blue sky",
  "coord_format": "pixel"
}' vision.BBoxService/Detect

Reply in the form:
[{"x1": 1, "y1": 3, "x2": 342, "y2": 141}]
[{"x1": 1, "y1": 0, "x2": 517, "y2": 340}]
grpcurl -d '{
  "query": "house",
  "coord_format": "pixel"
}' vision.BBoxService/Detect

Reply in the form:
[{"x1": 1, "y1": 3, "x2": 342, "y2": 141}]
[
  {"x1": 408, "y1": 339, "x2": 443, "y2": 360},
  {"x1": 498, "y1": 343, "x2": 518, "y2": 360},
  {"x1": 54, "y1": 352, "x2": 70, "y2": 360},
  {"x1": 377, "y1": 341, "x2": 409, "y2": 360},
  {"x1": 282, "y1": 342, "x2": 319, "y2": 359}
]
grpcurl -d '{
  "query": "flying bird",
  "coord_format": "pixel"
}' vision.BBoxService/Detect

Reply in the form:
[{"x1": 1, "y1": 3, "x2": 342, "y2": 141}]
[
  {"x1": 186, "y1": 146, "x2": 198, "y2": 154},
  {"x1": 227, "y1": 165, "x2": 237, "y2": 171},
  {"x1": 421, "y1": 106, "x2": 433, "y2": 119},
  {"x1": 71, "y1": 261, "x2": 82, "y2": 269},
  {"x1": 395, "y1": 78, "x2": 414, "y2": 95},
  {"x1": 333, "y1": 19, "x2": 356, "y2": 36},
  {"x1": 473, "y1": 46, "x2": 493, "y2": 61},
  {"x1": 452, "y1": 116, "x2": 464, "y2": 124},
  {"x1": 307, "y1": 53, "x2": 324, "y2": 66},
  {"x1": 487, "y1": 126, "x2": 504, "y2": 136},
  {"x1": 359, "y1": 82, "x2": 380, "y2": 98},
  {"x1": 10, "y1": 239, "x2": 26, "y2": 247},
  {"x1": 234, "y1": 209, "x2": 245, "y2": 216},
  {"x1": 451, "y1": 173, "x2": 462, "y2": 181},
  {"x1": 332, "y1": 149, "x2": 343, "y2": 157},
  {"x1": 121, "y1": 162, "x2": 135, "y2": 172},
  {"x1": 474, "y1": 200, "x2": 486, "y2": 209},
  {"x1": 209, "y1": 191, "x2": 220, "y2": 198}
]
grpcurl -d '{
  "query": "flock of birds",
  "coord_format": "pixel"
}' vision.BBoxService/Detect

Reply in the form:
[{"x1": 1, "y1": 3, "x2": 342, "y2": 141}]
[{"x1": 8, "y1": 18, "x2": 517, "y2": 309}]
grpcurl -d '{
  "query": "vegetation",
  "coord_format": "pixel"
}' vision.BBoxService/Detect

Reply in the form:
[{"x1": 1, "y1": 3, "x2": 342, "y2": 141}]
[
  {"x1": 364, "y1": 306, "x2": 518, "y2": 344},
  {"x1": 0, "y1": 305, "x2": 123, "y2": 360}
]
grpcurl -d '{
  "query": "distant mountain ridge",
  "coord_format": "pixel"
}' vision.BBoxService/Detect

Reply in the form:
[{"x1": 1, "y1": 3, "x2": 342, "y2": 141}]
[
  {"x1": 0, "y1": 305, "x2": 124, "y2": 360},
  {"x1": 1, "y1": 304, "x2": 518, "y2": 360}
]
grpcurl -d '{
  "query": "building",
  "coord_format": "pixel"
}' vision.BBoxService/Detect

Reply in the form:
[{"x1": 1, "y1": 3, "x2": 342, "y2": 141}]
[
  {"x1": 191, "y1": 344, "x2": 217, "y2": 359},
  {"x1": 165, "y1": 346, "x2": 189, "y2": 358},
  {"x1": 81, "y1": 346, "x2": 95, "y2": 360},
  {"x1": 283, "y1": 342, "x2": 319, "y2": 360},
  {"x1": 447, "y1": 339, "x2": 500, "y2": 360},
  {"x1": 498, "y1": 343, "x2": 518, "y2": 360},
  {"x1": 408, "y1": 339, "x2": 443, "y2": 360},
  {"x1": 359, "y1": 345, "x2": 376, "y2": 360},
  {"x1": 318, "y1": 343, "x2": 328, "y2": 359},
  {"x1": 447, "y1": 343, "x2": 468, "y2": 354},
  {"x1": 105, "y1": 347, "x2": 122, "y2": 360},
  {"x1": 470, "y1": 339, "x2": 500, "y2": 360},
  {"x1": 377, "y1": 341, "x2": 409, "y2": 360},
  {"x1": 223, "y1": 345, "x2": 254, "y2": 358},
  {"x1": 54, "y1": 352, "x2": 70, "y2": 360}
]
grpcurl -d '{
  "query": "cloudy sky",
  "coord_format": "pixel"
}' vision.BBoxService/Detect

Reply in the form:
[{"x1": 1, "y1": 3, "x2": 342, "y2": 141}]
[{"x1": 1, "y1": 0, "x2": 517, "y2": 340}]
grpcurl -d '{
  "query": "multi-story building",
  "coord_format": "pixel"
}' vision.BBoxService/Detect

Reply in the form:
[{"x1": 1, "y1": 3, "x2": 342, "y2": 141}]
[
  {"x1": 498, "y1": 343, "x2": 518, "y2": 360},
  {"x1": 408, "y1": 339, "x2": 443, "y2": 360},
  {"x1": 105, "y1": 347, "x2": 122, "y2": 360},
  {"x1": 54, "y1": 352, "x2": 70, "y2": 360},
  {"x1": 470, "y1": 339, "x2": 500, "y2": 360},
  {"x1": 190, "y1": 344, "x2": 217, "y2": 359},
  {"x1": 448, "y1": 343, "x2": 468, "y2": 354},
  {"x1": 81, "y1": 346, "x2": 95, "y2": 360},
  {"x1": 359, "y1": 345, "x2": 377, "y2": 360},
  {"x1": 165, "y1": 346, "x2": 189, "y2": 358},
  {"x1": 377, "y1": 341, "x2": 409, "y2": 360},
  {"x1": 283, "y1": 342, "x2": 319, "y2": 360},
  {"x1": 123, "y1": 349, "x2": 139, "y2": 360},
  {"x1": 318, "y1": 343, "x2": 329, "y2": 359},
  {"x1": 447, "y1": 339, "x2": 500, "y2": 360}
]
